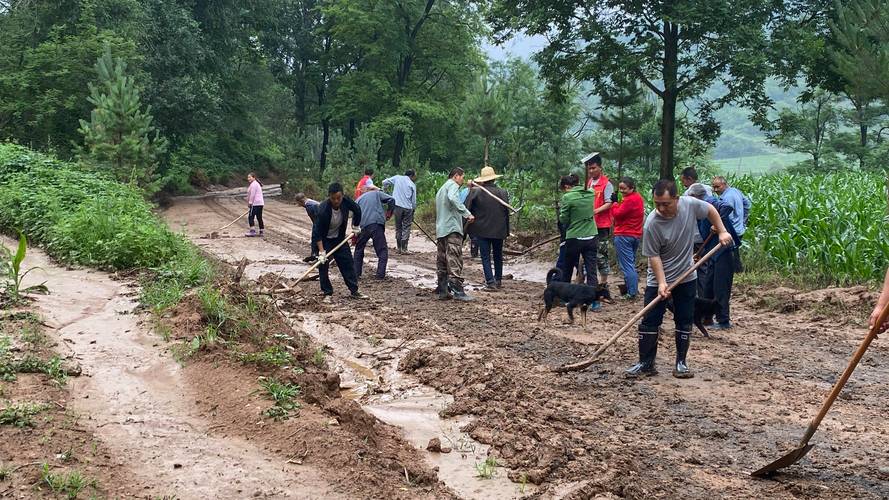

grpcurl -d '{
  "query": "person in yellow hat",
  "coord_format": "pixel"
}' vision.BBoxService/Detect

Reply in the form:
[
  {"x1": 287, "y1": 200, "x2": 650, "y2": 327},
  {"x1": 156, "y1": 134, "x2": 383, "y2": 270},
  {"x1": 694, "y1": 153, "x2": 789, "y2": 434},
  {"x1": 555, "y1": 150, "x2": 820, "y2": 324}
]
[{"x1": 465, "y1": 166, "x2": 510, "y2": 291}]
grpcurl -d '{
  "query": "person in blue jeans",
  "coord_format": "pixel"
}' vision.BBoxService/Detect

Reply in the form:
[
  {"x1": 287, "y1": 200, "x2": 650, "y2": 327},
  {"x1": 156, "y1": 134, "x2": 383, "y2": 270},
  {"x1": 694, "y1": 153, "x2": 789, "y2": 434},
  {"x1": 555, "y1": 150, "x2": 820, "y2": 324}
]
[
  {"x1": 610, "y1": 177, "x2": 645, "y2": 300},
  {"x1": 464, "y1": 167, "x2": 510, "y2": 290}
]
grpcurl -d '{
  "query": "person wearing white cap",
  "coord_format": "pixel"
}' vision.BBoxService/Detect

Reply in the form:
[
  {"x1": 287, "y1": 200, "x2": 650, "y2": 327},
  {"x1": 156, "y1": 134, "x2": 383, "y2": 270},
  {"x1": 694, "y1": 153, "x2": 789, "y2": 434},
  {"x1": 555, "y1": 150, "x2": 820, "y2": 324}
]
[
  {"x1": 584, "y1": 152, "x2": 615, "y2": 296},
  {"x1": 465, "y1": 166, "x2": 510, "y2": 291}
]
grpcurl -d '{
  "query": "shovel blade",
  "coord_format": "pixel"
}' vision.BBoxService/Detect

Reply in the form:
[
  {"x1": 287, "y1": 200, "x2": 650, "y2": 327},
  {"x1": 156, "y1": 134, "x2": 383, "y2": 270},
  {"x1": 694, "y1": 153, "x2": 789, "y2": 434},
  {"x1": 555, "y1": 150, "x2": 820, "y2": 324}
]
[{"x1": 750, "y1": 443, "x2": 814, "y2": 478}]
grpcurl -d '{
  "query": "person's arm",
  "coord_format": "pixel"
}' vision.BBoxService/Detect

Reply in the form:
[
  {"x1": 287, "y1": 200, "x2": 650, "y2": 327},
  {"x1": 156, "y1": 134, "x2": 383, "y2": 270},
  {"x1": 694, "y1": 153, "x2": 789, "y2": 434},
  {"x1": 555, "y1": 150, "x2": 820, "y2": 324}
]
[
  {"x1": 871, "y1": 268, "x2": 889, "y2": 334},
  {"x1": 705, "y1": 204, "x2": 733, "y2": 247},
  {"x1": 312, "y1": 207, "x2": 326, "y2": 254},
  {"x1": 447, "y1": 183, "x2": 473, "y2": 219},
  {"x1": 410, "y1": 183, "x2": 417, "y2": 209},
  {"x1": 346, "y1": 197, "x2": 362, "y2": 232},
  {"x1": 382, "y1": 176, "x2": 394, "y2": 189},
  {"x1": 650, "y1": 256, "x2": 669, "y2": 299},
  {"x1": 594, "y1": 183, "x2": 614, "y2": 214},
  {"x1": 381, "y1": 193, "x2": 396, "y2": 211},
  {"x1": 558, "y1": 196, "x2": 570, "y2": 227}
]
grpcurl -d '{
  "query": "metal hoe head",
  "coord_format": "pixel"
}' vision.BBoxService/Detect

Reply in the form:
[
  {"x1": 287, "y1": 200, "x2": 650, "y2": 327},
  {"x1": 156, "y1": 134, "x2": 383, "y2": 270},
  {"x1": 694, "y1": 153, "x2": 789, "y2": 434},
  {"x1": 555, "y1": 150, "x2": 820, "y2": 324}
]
[{"x1": 750, "y1": 443, "x2": 815, "y2": 478}]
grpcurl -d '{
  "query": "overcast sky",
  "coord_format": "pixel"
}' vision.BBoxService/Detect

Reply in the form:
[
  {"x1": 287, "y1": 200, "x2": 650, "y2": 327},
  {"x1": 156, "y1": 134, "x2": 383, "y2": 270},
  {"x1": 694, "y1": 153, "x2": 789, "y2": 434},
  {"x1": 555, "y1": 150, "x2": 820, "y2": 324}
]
[{"x1": 482, "y1": 34, "x2": 546, "y2": 61}]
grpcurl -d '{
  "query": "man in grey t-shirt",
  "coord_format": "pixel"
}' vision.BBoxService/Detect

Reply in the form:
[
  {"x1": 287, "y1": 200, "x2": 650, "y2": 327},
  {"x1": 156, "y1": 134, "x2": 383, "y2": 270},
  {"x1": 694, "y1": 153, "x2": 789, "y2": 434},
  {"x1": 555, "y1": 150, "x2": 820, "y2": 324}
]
[{"x1": 626, "y1": 179, "x2": 732, "y2": 379}]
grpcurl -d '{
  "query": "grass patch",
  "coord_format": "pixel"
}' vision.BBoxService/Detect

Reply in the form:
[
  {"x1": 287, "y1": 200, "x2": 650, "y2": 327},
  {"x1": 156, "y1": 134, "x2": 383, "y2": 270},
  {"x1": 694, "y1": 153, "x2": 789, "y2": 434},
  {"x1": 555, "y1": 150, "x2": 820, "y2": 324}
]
[
  {"x1": 312, "y1": 348, "x2": 326, "y2": 367},
  {"x1": 475, "y1": 457, "x2": 498, "y2": 479},
  {"x1": 238, "y1": 346, "x2": 295, "y2": 368},
  {"x1": 40, "y1": 463, "x2": 96, "y2": 499},
  {"x1": 259, "y1": 377, "x2": 301, "y2": 420},
  {"x1": 0, "y1": 401, "x2": 48, "y2": 427}
]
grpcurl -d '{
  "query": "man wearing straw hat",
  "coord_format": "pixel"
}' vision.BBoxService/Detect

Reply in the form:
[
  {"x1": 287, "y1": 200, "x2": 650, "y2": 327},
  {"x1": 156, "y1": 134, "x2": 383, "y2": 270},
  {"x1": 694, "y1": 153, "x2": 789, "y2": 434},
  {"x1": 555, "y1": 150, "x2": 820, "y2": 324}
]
[{"x1": 465, "y1": 166, "x2": 510, "y2": 291}]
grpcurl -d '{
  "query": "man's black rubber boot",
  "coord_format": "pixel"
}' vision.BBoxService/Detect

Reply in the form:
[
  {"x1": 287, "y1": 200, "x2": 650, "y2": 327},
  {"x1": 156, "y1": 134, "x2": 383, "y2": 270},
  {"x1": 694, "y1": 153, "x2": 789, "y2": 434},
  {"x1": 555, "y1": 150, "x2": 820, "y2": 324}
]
[
  {"x1": 448, "y1": 280, "x2": 474, "y2": 302},
  {"x1": 673, "y1": 329, "x2": 694, "y2": 379},
  {"x1": 625, "y1": 330, "x2": 658, "y2": 378},
  {"x1": 436, "y1": 276, "x2": 451, "y2": 300}
]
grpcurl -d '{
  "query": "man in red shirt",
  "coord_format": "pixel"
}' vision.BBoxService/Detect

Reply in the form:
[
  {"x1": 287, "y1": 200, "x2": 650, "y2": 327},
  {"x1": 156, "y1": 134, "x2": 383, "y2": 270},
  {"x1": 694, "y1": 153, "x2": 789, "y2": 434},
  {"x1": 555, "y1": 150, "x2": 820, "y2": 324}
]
[
  {"x1": 584, "y1": 153, "x2": 614, "y2": 293},
  {"x1": 611, "y1": 176, "x2": 645, "y2": 300},
  {"x1": 354, "y1": 168, "x2": 378, "y2": 200}
]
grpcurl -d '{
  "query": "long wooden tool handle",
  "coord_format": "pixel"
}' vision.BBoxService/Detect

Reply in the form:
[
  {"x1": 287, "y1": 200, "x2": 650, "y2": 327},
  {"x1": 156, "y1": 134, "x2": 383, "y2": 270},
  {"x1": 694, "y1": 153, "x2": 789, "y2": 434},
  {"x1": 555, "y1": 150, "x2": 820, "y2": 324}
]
[
  {"x1": 216, "y1": 211, "x2": 249, "y2": 232},
  {"x1": 693, "y1": 232, "x2": 716, "y2": 260},
  {"x1": 798, "y1": 300, "x2": 889, "y2": 446},
  {"x1": 412, "y1": 220, "x2": 437, "y2": 244},
  {"x1": 520, "y1": 234, "x2": 561, "y2": 255},
  {"x1": 469, "y1": 182, "x2": 519, "y2": 214},
  {"x1": 294, "y1": 236, "x2": 351, "y2": 286},
  {"x1": 555, "y1": 244, "x2": 723, "y2": 373}
]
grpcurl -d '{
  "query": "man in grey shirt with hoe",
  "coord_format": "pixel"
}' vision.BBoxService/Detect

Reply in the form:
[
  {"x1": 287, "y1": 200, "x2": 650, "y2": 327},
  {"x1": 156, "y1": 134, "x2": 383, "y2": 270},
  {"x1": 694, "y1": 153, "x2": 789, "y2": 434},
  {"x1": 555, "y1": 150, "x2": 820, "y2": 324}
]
[{"x1": 626, "y1": 179, "x2": 732, "y2": 379}]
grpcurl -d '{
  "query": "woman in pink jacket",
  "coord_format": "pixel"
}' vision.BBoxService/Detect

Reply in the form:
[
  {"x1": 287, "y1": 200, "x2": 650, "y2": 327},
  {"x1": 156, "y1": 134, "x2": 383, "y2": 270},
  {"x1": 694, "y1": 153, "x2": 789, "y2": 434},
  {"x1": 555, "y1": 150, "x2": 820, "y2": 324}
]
[{"x1": 246, "y1": 172, "x2": 265, "y2": 237}]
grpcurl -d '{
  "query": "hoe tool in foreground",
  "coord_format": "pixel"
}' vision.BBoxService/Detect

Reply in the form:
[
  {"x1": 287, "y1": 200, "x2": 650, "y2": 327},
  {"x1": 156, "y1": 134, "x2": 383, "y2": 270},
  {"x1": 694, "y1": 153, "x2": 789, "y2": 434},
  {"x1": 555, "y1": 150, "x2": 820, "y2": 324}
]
[
  {"x1": 751, "y1": 300, "x2": 889, "y2": 478},
  {"x1": 293, "y1": 236, "x2": 351, "y2": 286},
  {"x1": 554, "y1": 244, "x2": 721, "y2": 374}
]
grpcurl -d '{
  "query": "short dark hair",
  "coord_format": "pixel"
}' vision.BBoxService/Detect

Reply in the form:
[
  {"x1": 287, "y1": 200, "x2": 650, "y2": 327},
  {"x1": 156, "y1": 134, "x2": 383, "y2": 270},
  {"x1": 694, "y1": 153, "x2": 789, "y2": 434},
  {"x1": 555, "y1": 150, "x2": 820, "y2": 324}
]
[
  {"x1": 619, "y1": 176, "x2": 636, "y2": 191},
  {"x1": 294, "y1": 192, "x2": 306, "y2": 202},
  {"x1": 559, "y1": 173, "x2": 580, "y2": 189},
  {"x1": 364, "y1": 168, "x2": 374, "y2": 176},
  {"x1": 448, "y1": 167, "x2": 464, "y2": 178},
  {"x1": 328, "y1": 182, "x2": 344, "y2": 195},
  {"x1": 404, "y1": 169, "x2": 416, "y2": 177},
  {"x1": 680, "y1": 167, "x2": 698, "y2": 181},
  {"x1": 652, "y1": 179, "x2": 678, "y2": 197}
]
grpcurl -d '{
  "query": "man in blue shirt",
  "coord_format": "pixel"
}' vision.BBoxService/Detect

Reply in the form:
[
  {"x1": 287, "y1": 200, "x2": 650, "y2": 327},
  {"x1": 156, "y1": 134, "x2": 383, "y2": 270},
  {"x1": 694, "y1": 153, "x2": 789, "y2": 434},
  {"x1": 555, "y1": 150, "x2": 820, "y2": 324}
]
[
  {"x1": 382, "y1": 170, "x2": 418, "y2": 254},
  {"x1": 711, "y1": 176, "x2": 749, "y2": 241},
  {"x1": 354, "y1": 189, "x2": 396, "y2": 279}
]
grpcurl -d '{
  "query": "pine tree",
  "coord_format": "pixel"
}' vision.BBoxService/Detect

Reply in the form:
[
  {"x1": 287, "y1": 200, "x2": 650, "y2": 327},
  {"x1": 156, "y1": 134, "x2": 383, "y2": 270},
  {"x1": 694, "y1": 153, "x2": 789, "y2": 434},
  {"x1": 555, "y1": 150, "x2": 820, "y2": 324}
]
[
  {"x1": 464, "y1": 73, "x2": 510, "y2": 167},
  {"x1": 77, "y1": 48, "x2": 167, "y2": 192},
  {"x1": 591, "y1": 79, "x2": 650, "y2": 180}
]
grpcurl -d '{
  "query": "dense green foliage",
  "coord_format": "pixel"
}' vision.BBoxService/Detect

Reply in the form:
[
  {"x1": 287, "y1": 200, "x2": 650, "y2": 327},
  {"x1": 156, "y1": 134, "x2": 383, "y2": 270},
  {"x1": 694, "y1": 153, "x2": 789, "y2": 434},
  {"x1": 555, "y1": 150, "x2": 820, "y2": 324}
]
[{"x1": 735, "y1": 173, "x2": 889, "y2": 284}]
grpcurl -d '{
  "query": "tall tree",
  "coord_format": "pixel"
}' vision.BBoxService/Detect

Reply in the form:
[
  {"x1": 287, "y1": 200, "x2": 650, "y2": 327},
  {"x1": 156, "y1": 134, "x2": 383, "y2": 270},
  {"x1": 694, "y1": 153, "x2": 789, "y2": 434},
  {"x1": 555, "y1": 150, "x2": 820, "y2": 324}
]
[
  {"x1": 767, "y1": 89, "x2": 839, "y2": 171},
  {"x1": 590, "y1": 78, "x2": 649, "y2": 180},
  {"x1": 77, "y1": 49, "x2": 167, "y2": 191},
  {"x1": 488, "y1": 0, "x2": 801, "y2": 179},
  {"x1": 463, "y1": 71, "x2": 510, "y2": 166}
]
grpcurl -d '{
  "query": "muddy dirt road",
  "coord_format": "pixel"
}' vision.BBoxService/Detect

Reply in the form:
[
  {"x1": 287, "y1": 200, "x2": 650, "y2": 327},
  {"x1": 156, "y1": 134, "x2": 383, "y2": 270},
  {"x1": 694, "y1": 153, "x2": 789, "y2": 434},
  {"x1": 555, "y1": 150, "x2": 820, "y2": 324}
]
[
  {"x1": 10, "y1": 241, "x2": 347, "y2": 499},
  {"x1": 165, "y1": 195, "x2": 889, "y2": 498}
]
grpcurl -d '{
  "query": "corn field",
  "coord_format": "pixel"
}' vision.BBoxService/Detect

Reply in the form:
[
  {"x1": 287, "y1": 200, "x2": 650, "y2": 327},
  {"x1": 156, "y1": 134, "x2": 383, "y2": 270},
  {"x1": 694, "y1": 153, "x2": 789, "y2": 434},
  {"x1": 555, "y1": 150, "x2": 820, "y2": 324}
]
[{"x1": 734, "y1": 173, "x2": 889, "y2": 284}]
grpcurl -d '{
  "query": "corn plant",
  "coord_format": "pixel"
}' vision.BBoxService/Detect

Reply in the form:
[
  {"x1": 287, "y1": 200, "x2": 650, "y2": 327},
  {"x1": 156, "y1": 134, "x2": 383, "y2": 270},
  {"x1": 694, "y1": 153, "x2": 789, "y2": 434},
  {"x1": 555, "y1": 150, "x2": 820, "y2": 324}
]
[
  {"x1": 1, "y1": 232, "x2": 48, "y2": 306},
  {"x1": 733, "y1": 172, "x2": 889, "y2": 284}
]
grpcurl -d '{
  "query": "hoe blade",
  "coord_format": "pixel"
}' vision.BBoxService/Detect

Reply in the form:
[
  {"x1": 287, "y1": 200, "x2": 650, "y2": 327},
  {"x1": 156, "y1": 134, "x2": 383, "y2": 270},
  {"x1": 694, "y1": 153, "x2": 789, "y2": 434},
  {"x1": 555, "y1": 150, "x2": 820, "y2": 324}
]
[{"x1": 750, "y1": 443, "x2": 814, "y2": 478}]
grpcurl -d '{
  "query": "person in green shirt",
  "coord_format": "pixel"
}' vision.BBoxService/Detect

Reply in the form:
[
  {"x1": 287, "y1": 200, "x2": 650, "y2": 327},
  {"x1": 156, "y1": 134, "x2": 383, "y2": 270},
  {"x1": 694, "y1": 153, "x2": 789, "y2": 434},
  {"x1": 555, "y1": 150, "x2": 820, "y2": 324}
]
[
  {"x1": 558, "y1": 174, "x2": 601, "y2": 311},
  {"x1": 435, "y1": 167, "x2": 475, "y2": 301}
]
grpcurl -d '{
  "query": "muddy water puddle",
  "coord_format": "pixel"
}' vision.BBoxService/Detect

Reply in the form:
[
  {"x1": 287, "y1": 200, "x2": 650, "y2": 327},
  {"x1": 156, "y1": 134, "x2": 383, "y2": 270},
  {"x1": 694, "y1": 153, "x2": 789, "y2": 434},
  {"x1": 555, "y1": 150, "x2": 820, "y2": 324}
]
[{"x1": 297, "y1": 312, "x2": 533, "y2": 499}]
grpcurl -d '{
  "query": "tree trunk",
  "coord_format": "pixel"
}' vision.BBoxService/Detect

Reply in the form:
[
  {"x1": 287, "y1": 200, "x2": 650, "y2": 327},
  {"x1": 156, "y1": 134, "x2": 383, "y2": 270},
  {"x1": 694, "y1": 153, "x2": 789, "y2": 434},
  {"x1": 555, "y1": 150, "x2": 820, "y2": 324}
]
[
  {"x1": 392, "y1": 130, "x2": 405, "y2": 168},
  {"x1": 659, "y1": 21, "x2": 679, "y2": 180},
  {"x1": 618, "y1": 117, "x2": 625, "y2": 181},
  {"x1": 348, "y1": 118, "x2": 356, "y2": 147},
  {"x1": 320, "y1": 118, "x2": 330, "y2": 179},
  {"x1": 484, "y1": 137, "x2": 490, "y2": 166}
]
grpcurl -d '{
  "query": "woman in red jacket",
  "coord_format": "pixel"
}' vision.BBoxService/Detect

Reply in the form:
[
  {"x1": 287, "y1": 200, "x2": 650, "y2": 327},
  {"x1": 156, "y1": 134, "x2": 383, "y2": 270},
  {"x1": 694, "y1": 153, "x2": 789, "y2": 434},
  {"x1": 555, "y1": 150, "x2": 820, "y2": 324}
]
[{"x1": 611, "y1": 177, "x2": 645, "y2": 300}]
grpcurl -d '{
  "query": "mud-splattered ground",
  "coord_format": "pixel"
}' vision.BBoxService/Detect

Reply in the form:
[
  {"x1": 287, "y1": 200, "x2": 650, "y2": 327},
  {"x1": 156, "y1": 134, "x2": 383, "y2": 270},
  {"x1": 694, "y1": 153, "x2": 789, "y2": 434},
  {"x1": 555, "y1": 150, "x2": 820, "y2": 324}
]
[{"x1": 163, "y1": 195, "x2": 889, "y2": 499}]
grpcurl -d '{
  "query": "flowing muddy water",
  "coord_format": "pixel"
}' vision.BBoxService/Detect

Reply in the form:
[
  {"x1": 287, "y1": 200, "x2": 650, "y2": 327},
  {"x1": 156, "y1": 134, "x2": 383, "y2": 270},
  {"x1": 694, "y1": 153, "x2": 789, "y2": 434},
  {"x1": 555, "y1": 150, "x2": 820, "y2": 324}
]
[
  {"x1": 297, "y1": 311, "x2": 534, "y2": 499},
  {"x1": 10, "y1": 239, "x2": 343, "y2": 499}
]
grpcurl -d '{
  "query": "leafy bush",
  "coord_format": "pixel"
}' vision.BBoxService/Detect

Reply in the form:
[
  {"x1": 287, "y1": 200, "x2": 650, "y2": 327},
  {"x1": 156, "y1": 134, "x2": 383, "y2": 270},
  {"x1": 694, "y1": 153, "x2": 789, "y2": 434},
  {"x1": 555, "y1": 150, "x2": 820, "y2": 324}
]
[{"x1": 0, "y1": 144, "x2": 193, "y2": 270}]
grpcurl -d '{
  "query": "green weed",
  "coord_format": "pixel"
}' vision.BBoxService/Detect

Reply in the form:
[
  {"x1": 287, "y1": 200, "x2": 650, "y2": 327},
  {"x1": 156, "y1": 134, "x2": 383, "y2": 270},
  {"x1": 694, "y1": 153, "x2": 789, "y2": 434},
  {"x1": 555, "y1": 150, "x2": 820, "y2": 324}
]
[
  {"x1": 0, "y1": 401, "x2": 48, "y2": 427},
  {"x1": 259, "y1": 377, "x2": 301, "y2": 420},
  {"x1": 20, "y1": 321, "x2": 47, "y2": 347},
  {"x1": 312, "y1": 348, "x2": 326, "y2": 367},
  {"x1": 238, "y1": 346, "x2": 294, "y2": 368},
  {"x1": 40, "y1": 463, "x2": 95, "y2": 499},
  {"x1": 0, "y1": 336, "x2": 15, "y2": 382},
  {"x1": 475, "y1": 457, "x2": 498, "y2": 479},
  {"x1": 0, "y1": 463, "x2": 11, "y2": 481},
  {"x1": 15, "y1": 355, "x2": 68, "y2": 386}
]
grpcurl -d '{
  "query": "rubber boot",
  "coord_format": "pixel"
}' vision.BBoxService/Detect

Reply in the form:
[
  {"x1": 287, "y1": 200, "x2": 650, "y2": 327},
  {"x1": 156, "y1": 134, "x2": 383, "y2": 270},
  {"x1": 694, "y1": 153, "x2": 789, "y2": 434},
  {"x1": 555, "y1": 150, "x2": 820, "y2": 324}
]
[
  {"x1": 245, "y1": 228, "x2": 257, "y2": 237},
  {"x1": 448, "y1": 280, "x2": 474, "y2": 302},
  {"x1": 436, "y1": 275, "x2": 451, "y2": 300},
  {"x1": 625, "y1": 330, "x2": 658, "y2": 378},
  {"x1": 673, "y1": 330, "x2": 694, "y2": 379}
]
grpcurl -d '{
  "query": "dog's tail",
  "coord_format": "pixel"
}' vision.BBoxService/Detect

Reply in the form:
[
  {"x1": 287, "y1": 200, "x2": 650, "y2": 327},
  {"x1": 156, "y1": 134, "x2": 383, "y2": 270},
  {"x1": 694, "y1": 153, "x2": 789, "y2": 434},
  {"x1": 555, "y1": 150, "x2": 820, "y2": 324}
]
[{"x1": 546, "y1": 267, "x2": 563, "y2": 285}]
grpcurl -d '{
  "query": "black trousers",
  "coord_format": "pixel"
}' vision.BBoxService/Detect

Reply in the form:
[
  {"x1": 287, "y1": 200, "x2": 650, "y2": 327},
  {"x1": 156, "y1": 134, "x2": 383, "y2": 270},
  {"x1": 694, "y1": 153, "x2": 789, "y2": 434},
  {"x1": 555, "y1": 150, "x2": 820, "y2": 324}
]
[
  {"x1": 248, "y1": 205, "x2": 264, "y2": 229},
  {"x1": 698, "y1": 254, "x2": 735, "y2": 324},
  {"x1": 560, "y1": 238, "x2": 598, "y2": 289},
  {"x1": 319, "y1": 237, "x2": 358, "y2": 295},
  {"x1": 640, "y1": 279, "x2": 696, "y2": 333},
  {"x1": 353, "y1": 223, "x2": 388, "y2": 278}
]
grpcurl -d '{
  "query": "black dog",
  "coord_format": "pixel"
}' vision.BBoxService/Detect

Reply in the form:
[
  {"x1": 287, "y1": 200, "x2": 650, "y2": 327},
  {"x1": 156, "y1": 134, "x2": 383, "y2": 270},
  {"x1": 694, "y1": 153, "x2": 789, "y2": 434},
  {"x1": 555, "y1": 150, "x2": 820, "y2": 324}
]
[
  {"x1": 665, "y1": 297, "x2": 719, "y2": 338},
  {"x1": 538, "y1": 268, "x2": 600, "y2": 326}
]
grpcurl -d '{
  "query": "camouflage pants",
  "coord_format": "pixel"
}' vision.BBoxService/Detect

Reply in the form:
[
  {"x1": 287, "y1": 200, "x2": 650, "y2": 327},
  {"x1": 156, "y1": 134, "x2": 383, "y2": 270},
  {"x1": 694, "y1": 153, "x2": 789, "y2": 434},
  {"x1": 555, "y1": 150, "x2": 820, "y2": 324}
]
[{"x1": 436, "y1": 233, "x2": 464, "y2": 285}]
